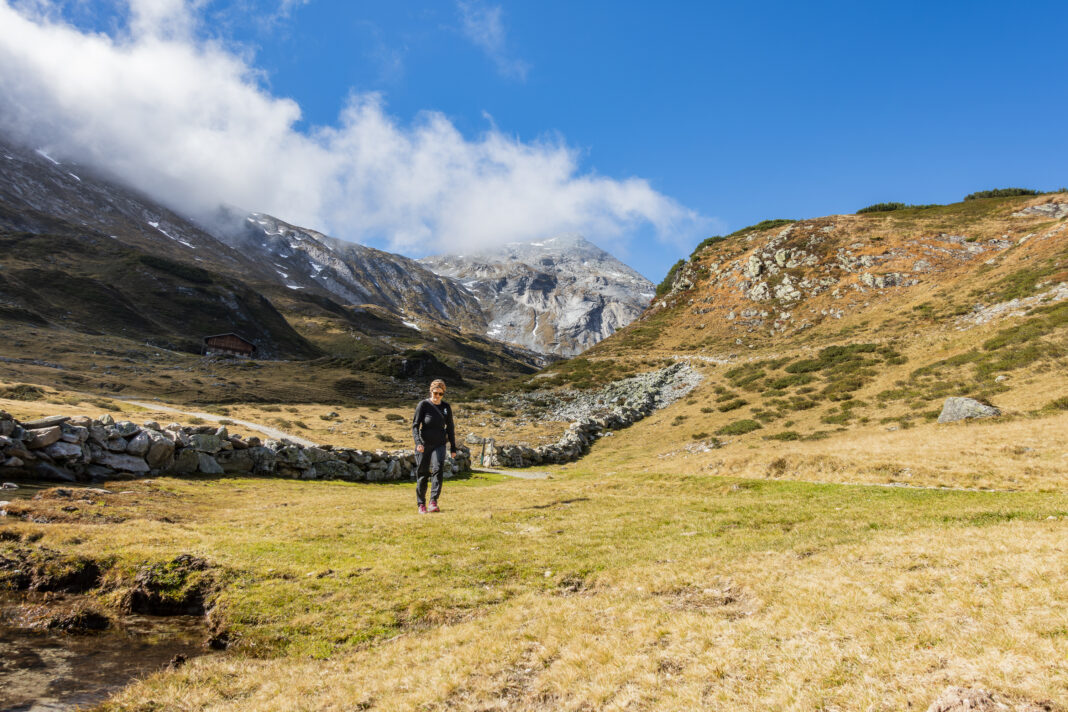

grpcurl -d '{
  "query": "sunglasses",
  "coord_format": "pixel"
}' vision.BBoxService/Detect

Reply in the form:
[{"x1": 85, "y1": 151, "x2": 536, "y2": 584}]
[{"x1": 431, "y1": 390, "x2": 444, "y2": 395}]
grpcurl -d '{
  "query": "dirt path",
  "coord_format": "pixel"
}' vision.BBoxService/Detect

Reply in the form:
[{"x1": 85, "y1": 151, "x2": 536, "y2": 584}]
[
  {"x1": 476, "y1": 468, "x2": 551, "y2": 480},
  {"x1": 118, "y1": 399, "x2": 319, "y2": 447}
]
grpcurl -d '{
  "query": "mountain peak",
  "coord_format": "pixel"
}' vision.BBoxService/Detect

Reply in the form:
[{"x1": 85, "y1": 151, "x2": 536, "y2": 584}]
[{"x1": 420, "y1": 235, "x2": 654, "y2": 356}]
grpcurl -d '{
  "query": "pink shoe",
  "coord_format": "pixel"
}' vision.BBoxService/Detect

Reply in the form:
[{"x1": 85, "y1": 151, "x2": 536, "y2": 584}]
[
  {"x1": 428, "y1": 500, "x2": 440, "y2": 513},
  {"x1": 418, "y1": 504, "x2": 428, "y2": 514}
]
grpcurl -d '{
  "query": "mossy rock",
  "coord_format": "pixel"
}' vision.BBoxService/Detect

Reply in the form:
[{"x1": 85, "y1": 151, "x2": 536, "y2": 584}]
[{"x1": 123, "y1": 554, "x2": 216, "y2": 616}]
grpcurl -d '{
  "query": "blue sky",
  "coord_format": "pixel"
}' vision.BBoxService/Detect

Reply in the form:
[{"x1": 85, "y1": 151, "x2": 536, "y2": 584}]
[{"x1": 3, "y1": 0, "x2": 1067, "y2": 283}]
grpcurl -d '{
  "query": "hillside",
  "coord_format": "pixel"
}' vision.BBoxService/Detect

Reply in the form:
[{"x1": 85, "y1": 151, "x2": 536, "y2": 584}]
[
  {"x1": 475, "y1": 192, "x2": 1067, "y2": 484},
  {"x1": 0, "y1": 137, "x2": 546, "y2": 400}
]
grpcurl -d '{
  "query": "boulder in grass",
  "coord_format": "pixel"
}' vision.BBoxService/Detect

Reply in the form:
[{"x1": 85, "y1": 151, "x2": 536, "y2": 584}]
[{"x1": 937, "y1": 397, "x2": 1001, "y2": 424}]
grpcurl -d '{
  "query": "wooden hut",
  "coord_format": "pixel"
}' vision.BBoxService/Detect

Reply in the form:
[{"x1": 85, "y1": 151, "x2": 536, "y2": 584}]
[{"x1": 202, "y1": 333, "x2": 257, "y2": 358}]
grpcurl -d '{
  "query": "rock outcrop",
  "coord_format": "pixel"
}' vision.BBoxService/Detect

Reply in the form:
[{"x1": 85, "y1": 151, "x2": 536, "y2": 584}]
[
  {"x1": 0, "y1": 411, "x2": 470, "y2": 486},
  {"x1": 937, "y1": 397, "x2": 1002, "y2": 423}
]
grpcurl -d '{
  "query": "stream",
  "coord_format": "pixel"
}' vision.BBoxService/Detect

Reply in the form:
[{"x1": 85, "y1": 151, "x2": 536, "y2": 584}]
[
  {"x1": 2, "y1": 483, "x2": 210, "y2": 710},
  {"x1": 0, "y1": 599, "x2": 208, "y2": 711}
]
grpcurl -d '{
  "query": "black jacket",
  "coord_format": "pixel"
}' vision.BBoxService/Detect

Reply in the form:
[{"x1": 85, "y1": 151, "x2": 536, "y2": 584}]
[{"x1": 412, "y1": 399, "x2": 456, "y2": 451}]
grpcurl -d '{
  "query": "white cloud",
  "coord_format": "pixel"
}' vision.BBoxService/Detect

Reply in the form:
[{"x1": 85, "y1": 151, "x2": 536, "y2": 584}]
[
  {"x1": 0, "y1": 0, "x2": 709, "y2": 256},
  {"x1": 457, "y1": 0, "x2": 529, "y2": 81}
]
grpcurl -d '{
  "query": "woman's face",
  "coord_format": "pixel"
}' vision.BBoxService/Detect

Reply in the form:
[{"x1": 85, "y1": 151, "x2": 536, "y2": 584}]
[{"x1": 430, "y1": 386, "x2": 444, "y2": 404}]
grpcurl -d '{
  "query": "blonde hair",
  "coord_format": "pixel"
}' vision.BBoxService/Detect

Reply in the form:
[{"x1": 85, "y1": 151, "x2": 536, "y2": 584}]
[{"x1": 429, "y1": 379, "x2": 446, "y2": 394}]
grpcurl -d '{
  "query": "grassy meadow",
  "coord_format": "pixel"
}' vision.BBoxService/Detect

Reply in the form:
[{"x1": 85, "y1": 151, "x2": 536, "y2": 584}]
[{"x1": 2, "y1": 452, "x2": 1066, "y2": 710}]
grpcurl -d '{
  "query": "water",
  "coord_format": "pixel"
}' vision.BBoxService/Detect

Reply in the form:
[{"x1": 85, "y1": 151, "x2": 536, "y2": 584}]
[
  {"x1": 0, "y1": 597, "x2": 208, "y2": 711},
  {"x1": 0, "y1": 482, "x2": 102, "y2": 501}
]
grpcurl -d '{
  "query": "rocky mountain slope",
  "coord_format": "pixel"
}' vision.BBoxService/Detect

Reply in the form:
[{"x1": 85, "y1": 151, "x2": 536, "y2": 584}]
[
  {"x1": 420, "y1": 234, "x2": 655, "y2": 356},
  {"x1": 0, "y1": 136, "x2": 545, "y2": 391},
  {"x1": 509, "y1": 192, "x2": 1067, "y2": 459},
  {"x1": 0, "y1": 140, "x2": 315, "y2": 358},
  {"x1": 221, "y1": 213, "x2": 487, "y2": 332}
]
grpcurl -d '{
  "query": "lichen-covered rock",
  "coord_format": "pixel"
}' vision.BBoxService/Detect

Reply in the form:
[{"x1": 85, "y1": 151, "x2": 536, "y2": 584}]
[{"x1": 938, "y1": 397, "x2": 1001, "y2": 423}]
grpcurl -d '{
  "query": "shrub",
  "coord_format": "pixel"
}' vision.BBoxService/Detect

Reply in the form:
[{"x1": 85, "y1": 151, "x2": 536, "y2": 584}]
[
  {"x1": 691, "y1": 432, "x2": 710, "y2": 440},
  {"x1": 384, "y1": 413, "x2": 404, "y2": 422},
  {"x1": 691, "y1": 235, "x2": 726, "y2": 257},
  {"x1": 655, "y1": 259, "x2": 686, "y2": 297},
  {"x1": 857, "y1": 202, "x2": 907, "y2": 214},
  {"x1": 716, "y1": 419, "x2": 763, "y2": 436},
  {"x1": 375, "y1": 433, "x2": 396, "y2": 443},
  {"x1": 727, "y1": 219, "x2": 795, "y2": 237},
  {"x1": 1044, "y1": 396, "x2": 1068, "y2": 411},
  {"x1": 964, "y1": 188, "x2": 1039, "y2": 201},
  {"x1": 0, "y1": 384, "x2": 45, "y2": 401},
  {"x1": 766, "y1": 431, "x2": 801, "y2": 441},
  {"x1": 768, "y1": 373, "x2": 814, "y2": 389},
  {"x1": 717, "y1": 399, "x2": 748, "y2": 412}
]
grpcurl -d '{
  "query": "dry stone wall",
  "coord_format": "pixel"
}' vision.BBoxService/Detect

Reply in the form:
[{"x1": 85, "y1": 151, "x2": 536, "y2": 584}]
[
  {"x1": 470, "y1": 362, "x2": 702, "y2": 469},
  {"x1": 0, "y1": 411, "x2": 470, "y2": 484}
]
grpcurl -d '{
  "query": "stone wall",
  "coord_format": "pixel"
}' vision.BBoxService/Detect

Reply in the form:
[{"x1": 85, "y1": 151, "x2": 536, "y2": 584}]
[
  {"x1": 470, "y1": 362, "x2": 702, "y2": 469},
  {"x1": 0, "y1": 411, "x2": 471, "y2": 484}
]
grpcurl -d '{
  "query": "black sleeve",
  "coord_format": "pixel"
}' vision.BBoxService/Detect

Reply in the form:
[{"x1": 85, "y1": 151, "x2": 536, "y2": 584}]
[
  {"x1": 412, "y1": 401, "x2": 424, "y2": 447},
  {"x1": 445, "y1": 402, "x2": 456, "y2": 451}
]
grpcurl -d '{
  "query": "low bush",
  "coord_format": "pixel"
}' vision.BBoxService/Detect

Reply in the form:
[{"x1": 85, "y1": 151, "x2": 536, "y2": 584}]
[
  {"x1": 655, "y1": 260, "x2": 686, "y2": 297},
  {"x1": 0, "y1": 384, "x2": 45, "y2": 401},
  {"x1": 766, "y1": 431, "x2": 801, "y2": 441},
  {"x1": 716, "y1": 419, "x2": 763, "y2": 436},
  {"x1": 384, "y1": 413, "x2": 404, "y2": 422},
  {"x1": 857, "y1": 202, "x2": 907, "y2": 213},
  {"x1": 717, "y1": 399, "x2": 748, "y2": 412},
  {"x1": 1043, "y1": 396, "x2": 1068, "y2": 411},
  {"x1": 963, "y1": 188, "x2": 1039, "y2": 201}
]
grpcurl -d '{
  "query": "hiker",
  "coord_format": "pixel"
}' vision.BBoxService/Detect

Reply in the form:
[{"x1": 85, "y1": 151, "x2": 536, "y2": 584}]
[{"x1": 412, "y1": 378, "x2": 457, "y2": 513}]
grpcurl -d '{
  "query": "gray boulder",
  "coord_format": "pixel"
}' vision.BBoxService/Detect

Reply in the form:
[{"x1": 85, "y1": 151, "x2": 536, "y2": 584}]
[
  {"x1": 21, "y1": 415, "x2": 71, "y2": 429},
  {"x1": 197, "y1": 453, "x2": 224, "y2": 475},
  {"x1": 93, "y1": 452, "x2": 151, "y2": 474},
  {"x1": 190, "y1": 433, "x2": 223, "y2": 454},
  {"x1": 125, "y1": 431, "x2": 153, "y2": 457},
  {"x1": 24, "y1": 426, "x2": 63, "y2": 449},
  {"x1": 114, "y1": 421, "x2": 140, "y2": 437},
  {"x1": 171, "y1": 448, "x2": 199, "y2": 474},
  {"x1": 144, "y1": 431, "x2": 175, "y2": 469},
  {"x1": 44, "y1": 441, "x2": 85, "y2": 461},
  {"x1": 937, "y1": 397, "x2": 1001, "y2": 424}
]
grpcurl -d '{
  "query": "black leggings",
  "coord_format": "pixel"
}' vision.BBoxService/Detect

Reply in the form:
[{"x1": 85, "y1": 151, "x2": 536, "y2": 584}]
[{"x1": 415, "y1": 444, "x2": 446, "y2": 505}]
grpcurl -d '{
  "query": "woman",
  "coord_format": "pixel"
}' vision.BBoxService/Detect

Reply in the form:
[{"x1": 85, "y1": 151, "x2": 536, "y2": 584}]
[{"x1": 411, "y1": 379, "x2": 457, "y2": 513}]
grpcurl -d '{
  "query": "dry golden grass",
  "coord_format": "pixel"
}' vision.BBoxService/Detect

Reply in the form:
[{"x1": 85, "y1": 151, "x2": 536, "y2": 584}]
[{"x1": 59, "y1": 467, "x2": 1066, "y2": 712}]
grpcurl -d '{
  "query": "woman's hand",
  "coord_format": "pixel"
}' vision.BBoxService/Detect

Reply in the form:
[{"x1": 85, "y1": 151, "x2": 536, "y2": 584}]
[{"x1": 416, "y1": 444, "x2": 424, "y2": 453}]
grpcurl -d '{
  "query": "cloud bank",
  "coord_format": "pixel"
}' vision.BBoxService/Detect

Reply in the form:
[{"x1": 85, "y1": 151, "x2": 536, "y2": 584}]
[{"x1": 0, "y1": 1, "x2": 708, "y2": 254}]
